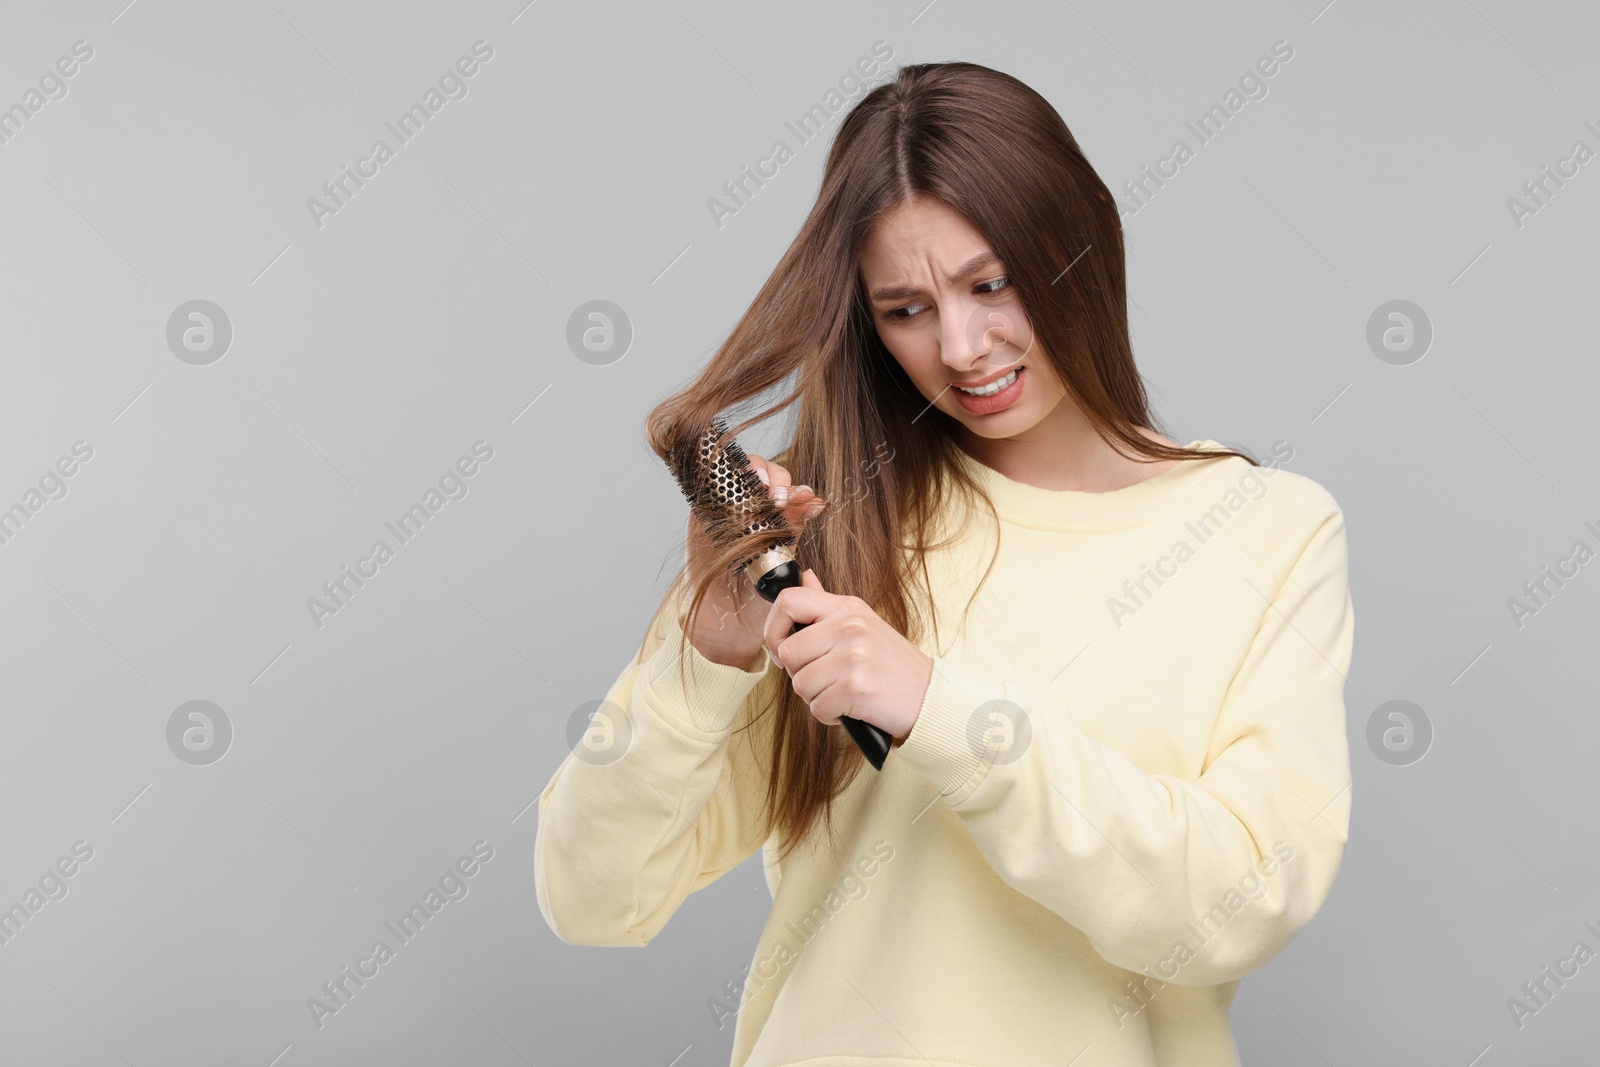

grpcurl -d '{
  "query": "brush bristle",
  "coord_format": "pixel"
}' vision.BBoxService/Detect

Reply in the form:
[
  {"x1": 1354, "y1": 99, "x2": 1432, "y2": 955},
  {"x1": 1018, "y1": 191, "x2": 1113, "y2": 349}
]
[{"x1": 666, "y1": 418, "x2": 798, "y2": 573}]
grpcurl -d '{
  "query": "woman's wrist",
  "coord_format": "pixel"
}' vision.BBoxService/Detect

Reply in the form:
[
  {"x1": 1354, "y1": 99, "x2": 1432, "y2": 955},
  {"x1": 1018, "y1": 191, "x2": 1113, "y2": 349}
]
[{"x1": 683, "y1": 614, "x2": 765, "y2": 671}]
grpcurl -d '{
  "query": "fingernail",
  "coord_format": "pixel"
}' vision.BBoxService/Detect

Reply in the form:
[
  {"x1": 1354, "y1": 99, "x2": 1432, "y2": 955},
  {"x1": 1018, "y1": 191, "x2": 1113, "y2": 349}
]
[
  {"x1": 771, "y1": 484, "x2": 788, "y2": 506},
  {"x1": 753, "y1": 467, "x2": 769, "y2": 485},
  {"x1": 795, "y1": 484, "x2": 812, "y2": 495}
]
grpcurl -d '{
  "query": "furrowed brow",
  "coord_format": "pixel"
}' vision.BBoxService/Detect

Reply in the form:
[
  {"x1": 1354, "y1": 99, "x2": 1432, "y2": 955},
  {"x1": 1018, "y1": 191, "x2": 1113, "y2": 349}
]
[{"x1": 869, "y1": 251, "x2": 1001, "y2": 303}]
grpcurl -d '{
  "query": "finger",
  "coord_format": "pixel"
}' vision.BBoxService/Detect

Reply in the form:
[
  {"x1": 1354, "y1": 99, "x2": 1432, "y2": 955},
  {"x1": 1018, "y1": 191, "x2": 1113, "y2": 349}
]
[
  {"x1": 763, "y1": 582, "x2": 827, "y2": 651},
  {"x1": 771, "y1": 620, "x2": 822, "y2": 676},
  {"x1": 783, "y1": 643, "x2": 851, "y2": 724},
  {"x1": 771, "y1": 480, "x2": 808, "y2": 509},
  {"x1": 746, "y1": 455, "x2": 772, "y2": 488},
  {"x1": 800, "y1": 567, "x2": 823, "y2": 589},
  {"x1": 784, "y1": 495, "x2": 825, "y2": 533},
  {"x1": 795, "y1": 666, "x2": 845, "y2": 726},
  {"x1": 761, "y1": 461, "x2": 804, "y2": 506},
  {"x1": 747, "y1": 455, "x2": 788, "y2": 489},
  {"x1": 746, "y1": 455, "x2": 816, "y2": 514}
]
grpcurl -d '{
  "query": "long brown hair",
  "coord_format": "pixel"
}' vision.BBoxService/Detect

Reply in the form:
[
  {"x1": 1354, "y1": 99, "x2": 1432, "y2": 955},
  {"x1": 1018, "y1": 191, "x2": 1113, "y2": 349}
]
[{"x1": 639, "y1": 60, "x2": 1255, "y2": 863}]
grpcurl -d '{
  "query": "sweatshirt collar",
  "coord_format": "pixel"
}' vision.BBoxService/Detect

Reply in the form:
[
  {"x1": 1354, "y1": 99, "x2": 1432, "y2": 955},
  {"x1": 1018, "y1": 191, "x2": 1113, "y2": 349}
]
[{"x1": 951, "y1": 439, "x2": 1236, "y2": 532}]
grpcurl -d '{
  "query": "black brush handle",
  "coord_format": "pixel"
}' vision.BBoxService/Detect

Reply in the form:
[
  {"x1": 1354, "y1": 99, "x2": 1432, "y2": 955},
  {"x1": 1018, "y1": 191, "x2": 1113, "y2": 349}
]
[{"x1": 753, "y1": 559, "x2": 893, "y2": 771}]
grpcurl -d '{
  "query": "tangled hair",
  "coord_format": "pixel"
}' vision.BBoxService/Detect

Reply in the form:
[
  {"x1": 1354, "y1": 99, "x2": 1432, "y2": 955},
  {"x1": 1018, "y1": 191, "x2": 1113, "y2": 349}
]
[{"x1": 640, "y1": 60, "x2": 1255, "y2": 863}]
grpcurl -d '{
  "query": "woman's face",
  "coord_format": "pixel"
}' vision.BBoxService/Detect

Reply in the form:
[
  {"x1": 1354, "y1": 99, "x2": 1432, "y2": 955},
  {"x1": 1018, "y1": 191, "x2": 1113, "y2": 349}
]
[{"x1": 857, "y1": 194, "x2": 1068, "y2": 440}]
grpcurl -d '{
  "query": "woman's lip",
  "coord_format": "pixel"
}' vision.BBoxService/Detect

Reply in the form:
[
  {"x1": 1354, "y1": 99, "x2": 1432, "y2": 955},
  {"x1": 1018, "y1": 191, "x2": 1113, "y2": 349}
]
[
  {"x1": 952, "y1": 366, "x2": 1026, "y2": 413},
  {"x1": 951, "y1": 364, "x2": 1022, "y2": 390}
]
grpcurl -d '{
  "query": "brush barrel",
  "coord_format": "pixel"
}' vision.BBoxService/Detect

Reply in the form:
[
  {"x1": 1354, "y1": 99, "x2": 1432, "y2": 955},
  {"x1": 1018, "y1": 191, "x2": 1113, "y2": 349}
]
[{"x1": 749, "y1": 558, "x2": 893, "y2": 771}]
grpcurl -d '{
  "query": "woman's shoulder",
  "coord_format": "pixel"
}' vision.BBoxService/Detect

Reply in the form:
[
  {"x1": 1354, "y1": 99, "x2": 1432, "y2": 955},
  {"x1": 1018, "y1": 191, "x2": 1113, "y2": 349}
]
[{"x1": 1182, "y1": 447, "x2": 1348, "y2": 569}]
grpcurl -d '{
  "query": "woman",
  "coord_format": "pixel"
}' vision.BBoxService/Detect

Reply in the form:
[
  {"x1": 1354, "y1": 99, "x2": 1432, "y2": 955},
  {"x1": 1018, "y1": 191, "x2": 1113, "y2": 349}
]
[{"x1": 536, "y1": 61, "x2": 1354, "y2": 1067}]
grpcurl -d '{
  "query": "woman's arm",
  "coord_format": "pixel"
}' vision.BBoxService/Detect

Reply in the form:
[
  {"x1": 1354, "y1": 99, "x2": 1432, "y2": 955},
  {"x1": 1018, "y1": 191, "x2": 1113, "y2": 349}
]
[
  {"x1": 535, "y1": 586, "x2": 781, "y2": 947},
  {"x1": 895, "y1": 493, "x2": 1355, "y2": 987}
]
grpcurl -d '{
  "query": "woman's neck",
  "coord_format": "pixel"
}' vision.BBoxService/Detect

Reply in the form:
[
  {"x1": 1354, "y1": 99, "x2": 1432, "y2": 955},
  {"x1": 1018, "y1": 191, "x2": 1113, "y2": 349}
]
[{"x1": 957, "y1": 415, "x2": 1180, "y2": 494}]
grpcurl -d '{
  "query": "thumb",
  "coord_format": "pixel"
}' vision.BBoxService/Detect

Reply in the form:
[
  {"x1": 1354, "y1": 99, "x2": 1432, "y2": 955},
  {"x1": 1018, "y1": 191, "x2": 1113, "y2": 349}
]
[{"x1": 800, "y1": 567, "x2": 823, "y2": 590}]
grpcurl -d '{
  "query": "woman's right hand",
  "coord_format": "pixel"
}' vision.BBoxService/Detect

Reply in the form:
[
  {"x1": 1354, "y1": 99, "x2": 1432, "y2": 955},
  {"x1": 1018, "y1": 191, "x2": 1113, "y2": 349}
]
[{"x1": 684, "y1": 454, "x2": 827, "y2": 670}]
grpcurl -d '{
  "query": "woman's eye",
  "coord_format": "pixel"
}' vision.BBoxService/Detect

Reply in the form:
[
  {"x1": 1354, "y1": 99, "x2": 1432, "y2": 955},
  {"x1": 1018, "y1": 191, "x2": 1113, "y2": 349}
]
[{"x1": 883, "y1": 278, "x2": 1007, "y2": 322}]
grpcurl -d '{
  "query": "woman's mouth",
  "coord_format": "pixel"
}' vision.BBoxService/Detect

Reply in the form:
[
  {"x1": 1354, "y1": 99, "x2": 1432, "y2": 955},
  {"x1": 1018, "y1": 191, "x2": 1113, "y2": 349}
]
[{"x1": 952, "y1": 366, "x2": 1024, "y2": 414}]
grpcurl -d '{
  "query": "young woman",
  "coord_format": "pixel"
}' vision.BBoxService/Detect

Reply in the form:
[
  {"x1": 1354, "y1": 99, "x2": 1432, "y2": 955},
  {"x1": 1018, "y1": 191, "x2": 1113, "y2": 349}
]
[{"x1": 536, "y1": 61, "x2": 1354, "y2": 1067}]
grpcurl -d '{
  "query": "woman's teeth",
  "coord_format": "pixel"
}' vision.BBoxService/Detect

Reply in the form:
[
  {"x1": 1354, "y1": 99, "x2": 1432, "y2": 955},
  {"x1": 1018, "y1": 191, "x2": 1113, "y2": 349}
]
[{"x1": 954, "y1": 369, "x2": 1019, "y2": 396}]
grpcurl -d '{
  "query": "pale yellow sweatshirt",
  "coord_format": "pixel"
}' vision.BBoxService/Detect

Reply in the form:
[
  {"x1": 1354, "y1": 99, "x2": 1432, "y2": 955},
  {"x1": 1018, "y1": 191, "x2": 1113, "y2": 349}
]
[{"x1": 535, "y1": 440, "x2": 1355, "y2": 1067}]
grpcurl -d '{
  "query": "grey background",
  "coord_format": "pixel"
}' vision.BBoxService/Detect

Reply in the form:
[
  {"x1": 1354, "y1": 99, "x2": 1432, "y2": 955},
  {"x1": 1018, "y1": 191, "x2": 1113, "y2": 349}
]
[{"x1": 1, "y1": 0, "x2": 1596, "y2": 1064}]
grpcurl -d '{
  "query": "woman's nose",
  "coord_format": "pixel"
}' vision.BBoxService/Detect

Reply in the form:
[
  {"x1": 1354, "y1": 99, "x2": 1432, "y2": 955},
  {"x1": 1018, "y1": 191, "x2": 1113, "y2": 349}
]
[{"x1": 942, "y1": 303, "x2": 1023, "y2": 370}]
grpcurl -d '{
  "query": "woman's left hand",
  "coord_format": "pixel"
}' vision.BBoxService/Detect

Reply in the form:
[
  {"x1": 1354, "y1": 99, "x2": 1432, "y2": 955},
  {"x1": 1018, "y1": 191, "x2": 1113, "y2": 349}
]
[{"x1": 764, "y1": 568, "x2": 934, "y2": 742}]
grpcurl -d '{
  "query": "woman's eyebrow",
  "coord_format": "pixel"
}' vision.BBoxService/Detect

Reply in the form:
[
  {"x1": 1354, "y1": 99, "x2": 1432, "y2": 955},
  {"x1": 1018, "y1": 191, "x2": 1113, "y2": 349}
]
[{"x1": 869, "y1": 251, "x2": 1001, "y2": 303}]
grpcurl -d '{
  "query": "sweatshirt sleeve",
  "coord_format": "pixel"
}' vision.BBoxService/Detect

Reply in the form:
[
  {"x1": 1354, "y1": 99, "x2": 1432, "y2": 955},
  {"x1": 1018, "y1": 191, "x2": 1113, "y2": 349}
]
[
  {"x1": 534, "y1": 583, "x2": 782, "y2": 947},
  {"x1": 895, "y1": 493, "x2": 1355, "y2": 987}
]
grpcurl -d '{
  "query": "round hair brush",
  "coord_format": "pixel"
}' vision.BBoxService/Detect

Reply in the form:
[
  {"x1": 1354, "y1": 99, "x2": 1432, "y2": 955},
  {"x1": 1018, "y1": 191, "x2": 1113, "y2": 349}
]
[{"x1": 665, "y1": 419, "x2": 894, "y2": 771}]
